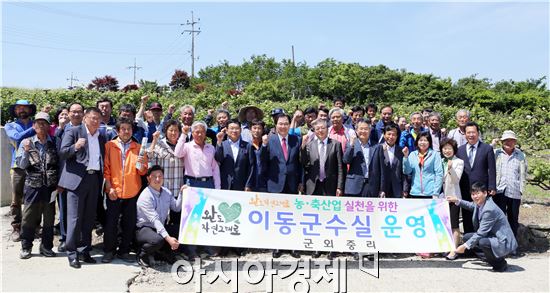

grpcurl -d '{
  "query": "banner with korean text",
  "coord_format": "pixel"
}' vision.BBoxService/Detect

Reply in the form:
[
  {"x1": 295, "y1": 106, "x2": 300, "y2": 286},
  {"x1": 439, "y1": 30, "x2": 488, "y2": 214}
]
[{"x1": 178, "y1": 187, "x2": 455, "y2": 253}]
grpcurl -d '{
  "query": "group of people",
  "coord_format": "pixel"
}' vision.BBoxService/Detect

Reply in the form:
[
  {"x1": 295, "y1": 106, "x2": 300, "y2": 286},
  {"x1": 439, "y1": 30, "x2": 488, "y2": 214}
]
[{"x1": 4, "y1": 95, "x2": 525, "y2": 272}]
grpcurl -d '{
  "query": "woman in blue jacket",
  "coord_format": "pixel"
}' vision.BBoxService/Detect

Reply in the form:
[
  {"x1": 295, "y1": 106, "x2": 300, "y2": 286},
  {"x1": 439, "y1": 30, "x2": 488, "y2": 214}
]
[{"x1": 403, "y1": 132, "x2": 443, "y2": 198}]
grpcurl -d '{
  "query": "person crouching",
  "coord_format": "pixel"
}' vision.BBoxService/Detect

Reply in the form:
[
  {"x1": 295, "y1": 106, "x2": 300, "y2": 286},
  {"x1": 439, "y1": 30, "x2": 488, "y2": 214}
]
[{"x1": 446, "y1": 182, "x2": 518, "y2": 272}]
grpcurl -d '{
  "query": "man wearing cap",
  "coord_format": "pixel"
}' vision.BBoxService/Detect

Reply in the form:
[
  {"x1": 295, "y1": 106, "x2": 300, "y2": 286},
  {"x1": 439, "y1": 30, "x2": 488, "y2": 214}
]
[
  {"x1": 136, "y1": 95, "x2": 164, "y2": 143},
  {"x1": 5, "y1": 99, "x2": 37, "y2": 241},
  {"x1": 266, "y1": 108, "x2": 286, "y2": 136},
  {"x1": 493, "y1": 130, "x2": 527, "y2": 240},
  {"x1": 238, "y1": 105, "x2": 264, "y2": 143},
  {"x1": 15, "y1": 112, "x2": 58, "y2": 259}
]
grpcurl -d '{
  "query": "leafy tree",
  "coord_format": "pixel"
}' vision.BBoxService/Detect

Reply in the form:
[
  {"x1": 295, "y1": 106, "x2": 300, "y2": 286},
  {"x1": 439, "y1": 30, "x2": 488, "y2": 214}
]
[
  {"x1": 121, "y1": 84, "x2": 139, "y2": 92},
  {"x1": 87, "y1": 75, "x2": 119, "y2": 92},
  {"x1": 138, "y1": 79, "x2": 161, "y2": 94},
  {"x1": 169, "y1": 70, "x2": 191, "y2": 90}
]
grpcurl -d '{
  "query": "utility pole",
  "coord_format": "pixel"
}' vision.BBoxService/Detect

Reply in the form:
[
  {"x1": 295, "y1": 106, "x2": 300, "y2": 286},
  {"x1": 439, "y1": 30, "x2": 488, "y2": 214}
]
[
  {"x1": 181, "y1": 11, "x2": 201, "y2": 78},
  {"x1": 126, "y1": 58, "x2": 142, "y2": 85},
  {"x1": 291, "y1": 45, "x2": 295, "y2": 66},
  {"x1": 66, "y1": 72, "x2": 79, "y2": 89}
]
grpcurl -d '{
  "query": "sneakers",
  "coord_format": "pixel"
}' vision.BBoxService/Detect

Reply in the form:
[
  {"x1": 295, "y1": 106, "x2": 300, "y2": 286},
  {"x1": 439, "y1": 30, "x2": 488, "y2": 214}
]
[
  {"x1": 19, "y1": 248, "x2": 31, "y2": 259},
  {"x1": 39, "y1": 245, "x2": 56, "y2": 257}
]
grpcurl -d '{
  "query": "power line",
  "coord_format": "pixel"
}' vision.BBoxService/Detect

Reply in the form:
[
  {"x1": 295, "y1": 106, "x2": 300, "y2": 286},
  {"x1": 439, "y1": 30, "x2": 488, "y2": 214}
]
[
  {"x1": 2, "y1": 40, "x2": 185, "y2": 56},
  {"x1": 10, "y1": 2, "x2": 181, "y2": 26},
  {"x1": 181, "y1": 11, "x2": 201, "y2": 78}
]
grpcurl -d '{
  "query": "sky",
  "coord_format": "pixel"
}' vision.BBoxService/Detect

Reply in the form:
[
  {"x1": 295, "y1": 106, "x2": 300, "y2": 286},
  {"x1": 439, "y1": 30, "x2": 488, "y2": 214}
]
[{"x1": 2, "y1": 1, "x2": 549, "y2": 89}]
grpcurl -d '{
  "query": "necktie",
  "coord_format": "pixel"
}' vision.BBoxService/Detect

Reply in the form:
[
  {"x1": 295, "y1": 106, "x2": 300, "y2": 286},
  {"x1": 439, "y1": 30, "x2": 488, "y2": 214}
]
[
  {"x1": 319, "y1": 141, "x2": 326, "y2": 181},
  {"x1": 281, "y1": 137, "x2": 288, "y2": 161},
  {"x1": 468, "y1": 145, "x2": 475, "y2": 167}
]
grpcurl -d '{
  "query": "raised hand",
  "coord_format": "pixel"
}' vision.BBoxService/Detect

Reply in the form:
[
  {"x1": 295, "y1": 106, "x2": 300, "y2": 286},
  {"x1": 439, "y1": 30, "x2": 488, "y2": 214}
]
[
  {"x1": 22, "y1": 139, "x2": 31, "y2": 152},
  {"x1": 168, "y1": 104, "x2": 176, "y2": 114},
  {"x1": 141, "y1": 95, "x2": 149, "y2": 104},
  {"x1": 75, "y1": 138, "x2": 86, "y2": 151},
  {"x1": 402, "y1": 146, "x2": 409, "y2": 157}
]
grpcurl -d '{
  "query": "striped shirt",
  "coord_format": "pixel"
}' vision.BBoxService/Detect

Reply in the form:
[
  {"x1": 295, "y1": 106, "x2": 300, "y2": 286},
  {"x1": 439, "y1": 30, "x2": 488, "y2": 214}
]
[
  {"x1": 495, "y1": 148, "x2": 527, "y2": 199},
  {"x1": 146, "y1": 138, "x2": 185, "y2": 198}
]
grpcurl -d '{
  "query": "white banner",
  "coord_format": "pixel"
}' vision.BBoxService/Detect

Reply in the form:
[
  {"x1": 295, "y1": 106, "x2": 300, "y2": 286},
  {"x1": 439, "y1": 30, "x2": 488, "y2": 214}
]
[{"x1": 178, "y1": 187, "x2": 455, "y2": 253}]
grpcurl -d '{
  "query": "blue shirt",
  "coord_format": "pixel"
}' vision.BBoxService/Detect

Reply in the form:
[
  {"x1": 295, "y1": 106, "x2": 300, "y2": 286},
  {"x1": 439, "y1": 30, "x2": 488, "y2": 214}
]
[{"x1": 5, "y1": 119, "x2": 35, "y2": 168}]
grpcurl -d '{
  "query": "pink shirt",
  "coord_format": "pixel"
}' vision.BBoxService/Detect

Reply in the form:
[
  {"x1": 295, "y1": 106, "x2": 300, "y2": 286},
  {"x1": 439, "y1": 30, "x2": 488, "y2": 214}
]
[
  {"x1": 329, "y1": 125, "x2": 349, "y2": 152},
  {"x1": 174, "y1": 136, "x2": 220, "y2": 189}
]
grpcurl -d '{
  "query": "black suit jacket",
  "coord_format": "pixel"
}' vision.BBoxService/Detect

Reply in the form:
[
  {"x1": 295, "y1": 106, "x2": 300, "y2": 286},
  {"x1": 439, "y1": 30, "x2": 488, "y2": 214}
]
[
  {"x1": 342, "y1": 140, "x2": 376, "y2": 196},
  {"x1": 370, "y1": 143, "x2": 406, "y2": 198},
  {"x1": 58, "y1": 124, "x2": 107, "y2": 191},
  {"x1": 456, "y1": 141, "x2": 496, "y2": 200},
  {"x1": 301, "y1": 138, "x2": 345, "y2": 195},
  {"x1": 261, "y1": 134, "x2": 302, "y2": 194},
  {"x1": 215, "y1": 139, "x2": 255, "y2": 190}
]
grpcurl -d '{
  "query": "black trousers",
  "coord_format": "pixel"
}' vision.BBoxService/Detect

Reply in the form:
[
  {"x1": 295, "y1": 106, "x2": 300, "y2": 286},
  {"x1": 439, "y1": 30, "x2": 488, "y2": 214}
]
[
  {"x1": 20, "y1": 186, "x2": 55, "y2": 250},
  {"x1": 313, "y1": 181, "x2": 329, "y2": 196},
  {"x1": 104, "y1": 196, "x2": 138, "y2": 254},
  {"x1": 136, "y1": 225, "x2": 179, "y2": 257},
  {"x1": 66, "y1": 172, "x2": 100, "y2": 261},
  {"x1": 463, "y1": 233, "x2": 507, "y2": 269},
  {"x1": 493, "y1": 192, "x2": 521, "y2": 237}
]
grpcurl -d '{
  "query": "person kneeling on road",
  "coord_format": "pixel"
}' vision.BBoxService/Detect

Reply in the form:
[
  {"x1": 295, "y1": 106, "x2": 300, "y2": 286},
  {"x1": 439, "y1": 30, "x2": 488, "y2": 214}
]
[
  {"x1": 135, "y1": 165, "x2": 183, "y2": 267},
  {"x1": 446, "y1": 182, "x2": 518, "y2": 272}
]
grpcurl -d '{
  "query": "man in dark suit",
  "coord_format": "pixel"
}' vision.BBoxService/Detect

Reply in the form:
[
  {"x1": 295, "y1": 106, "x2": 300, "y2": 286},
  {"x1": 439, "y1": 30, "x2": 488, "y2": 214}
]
[
  {"x1": 215, "y1": 119, "x2": 255, "y2": 191},
  {"x1": 370, "y1": 124, "x2": 407, "y2": 198},
  {"x1": 261, "y1": 113, "x2": 302, "y2": 258},
  {"x1": 343, "y1": 119, "x2": 376, "y2": 197},
  {"x1": 301, "y1": 118, "x2": 344, "y2": 196},
  {"x1": 214, "y1": 119, "x2": 255, "y2": 256},
  {"x1": 456, "y1": 121, "x2": 496, "y2": 233},
  {"x1": 261, "y1": 114, "x2": 303, "y2": 195},
  {"x1": 58, "y1": 107, "x2": 107, "y2": 269},
  {"x1": 447, "y1": 182, "x2": 517, "y2": 272}
]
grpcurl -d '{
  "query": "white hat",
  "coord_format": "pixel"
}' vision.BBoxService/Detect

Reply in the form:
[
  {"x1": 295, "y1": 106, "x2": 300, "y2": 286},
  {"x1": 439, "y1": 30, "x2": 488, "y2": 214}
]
[
  {"x1": 34, "y1": 112, "x2": 51, "y2": 124},
  {"x1": 500, "y1": 130, "x2": 517, "y2": 141}
]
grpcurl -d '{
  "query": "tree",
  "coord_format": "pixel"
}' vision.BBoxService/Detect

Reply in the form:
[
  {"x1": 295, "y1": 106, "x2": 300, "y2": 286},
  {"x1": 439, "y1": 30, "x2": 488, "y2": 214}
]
[
  {"x1": 87, "y1": 75, "x2": 119, "y2": 92},
  {"x1": 169, "y1": 70, "x2": 190, "y2": 91},
  {"x1": 138, "y1": 79, "x2": 160, "y2": 94},
  {"x1": 121, "y1": 84, "x2": 139, "y2": 92}
]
